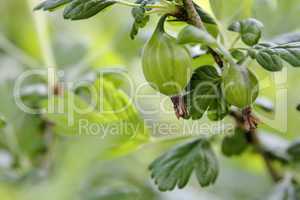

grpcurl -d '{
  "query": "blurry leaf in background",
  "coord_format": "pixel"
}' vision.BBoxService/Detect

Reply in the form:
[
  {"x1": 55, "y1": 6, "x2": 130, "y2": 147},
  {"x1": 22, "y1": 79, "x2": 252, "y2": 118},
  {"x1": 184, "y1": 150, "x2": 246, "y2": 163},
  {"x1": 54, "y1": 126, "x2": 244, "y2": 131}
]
[
  {"x1": 94, "y1": 78, "x2": 149, "y2": 157},
  {"x1": 15, "y1": 115, "x2": 46, "y2": 162},
  {"x1": 1, "y1": 0, "x2": 300, "y2": 200},
  {"x1": 42, "y1": 78, "x2": 149, "y2": 156},
  {"x1": 209, "y1": 0, "x2": 253, "y2": 25},
  {"x1": 287, "y1": 139, "x2": 300, "y2": 162},
  {"x1": 267, "y1": 175, "x2": 300, "y2": 200},
  {"x1": 79, "y1": 160, "x2": 160, "y2": 200},
  {"x1": 222, "y1": 127, "x2": 249, "y2": 157},
  {"x1": 21, "y1": 136, "x2": 110, "y2": 200},
  {"x1": 52, "y1": 35, "x2": 88, "y2": 67},
  {"x1": 149, "y1": 139, "x2": 219, "y2": 191},
  {"x1": 253, "y1": 0, "x2": 300, "y2": 37},
  {"x1": 0, "y1": 184, "x2": 18, "y2": 200},
  {"x1": 0, "y1": 115, "x2": 6, "y2": 129},
  {"x1": 19, "y1": 83, "x2": 48, "y2": 109},
  {"x1": 0, "y1": 81, "x2": 47, "y2": 169},
  {"x1": 41, "y1": 91, "x2": 119, "y2": 136},
  {"x1": 0, "y1": 1, "x2": 43, "y2": 61}
]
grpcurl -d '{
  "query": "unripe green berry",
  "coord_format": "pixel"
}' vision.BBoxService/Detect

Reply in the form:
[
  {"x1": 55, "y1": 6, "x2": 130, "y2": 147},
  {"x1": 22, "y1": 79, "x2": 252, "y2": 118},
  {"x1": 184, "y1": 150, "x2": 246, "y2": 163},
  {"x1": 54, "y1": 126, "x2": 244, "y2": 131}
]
[
  {"x1": 142, "y1": 16, "x2": 193, "y2": 96},
  {"x1": 223, "y1": 65, "x2": 259, "y2": 108}
]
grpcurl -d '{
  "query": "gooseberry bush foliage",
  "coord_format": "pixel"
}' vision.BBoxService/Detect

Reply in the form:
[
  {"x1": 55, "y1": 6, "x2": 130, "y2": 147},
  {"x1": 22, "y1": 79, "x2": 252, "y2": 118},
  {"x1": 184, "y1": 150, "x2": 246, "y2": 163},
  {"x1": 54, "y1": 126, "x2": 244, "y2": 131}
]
[{"x1": 24, "y1": 0, "x2": 300, "y2": 197}]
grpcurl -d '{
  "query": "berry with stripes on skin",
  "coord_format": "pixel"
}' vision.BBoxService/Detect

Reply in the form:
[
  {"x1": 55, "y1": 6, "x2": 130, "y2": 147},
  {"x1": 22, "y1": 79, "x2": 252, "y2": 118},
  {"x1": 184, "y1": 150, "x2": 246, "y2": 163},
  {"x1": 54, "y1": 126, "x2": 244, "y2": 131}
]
[
  {"x1": 142, "y1": 15, "x2": 193, "y2": 96},
  {"x1": 223, "y1": 64, "x2": 259, "y2": 109}
]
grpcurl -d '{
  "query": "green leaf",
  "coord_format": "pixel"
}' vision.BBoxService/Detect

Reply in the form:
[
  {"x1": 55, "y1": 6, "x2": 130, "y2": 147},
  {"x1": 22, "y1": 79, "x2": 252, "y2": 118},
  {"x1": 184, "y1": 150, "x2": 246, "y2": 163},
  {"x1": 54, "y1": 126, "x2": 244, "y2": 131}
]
[
  {"x1": 255, "y1": 48, "x2": 283, "y2": 71},
  {"x1": 129, "y1": 0, "x2": 158, "y2": 39},
  {"x1": 177, "y1": 25, "x2": 216, "y2": 45},
  {"x1": 287, "y1": 140, "x2": 300, "y2": 162},
  {"x1": 252, "y1": 42, "x2": 300, "y2": 71},
  {"x1": 229, "y1": 18, "x2": 264, "y2": 46},
  {"x1": 0, "y1": 82, "x2": 47, "y2": 164},
  {"x1": 130, "y1": 7, "x2": 150, "y2": 39},
  {"x1": 19, "y1": 84, "x2": 48, "y2": 109},
  {"x1": 221, "y1": 127, "x2": 248, "y2": 157},
  {"x1": 42, "y1": 78, "x2": 149, "y2": 157},
  {"x1": 81, "y1": 160, "x2": 159, "y2": 200},
  {"x1": 230, "y1": 49, "x2": 246, "y2": 61},
  {"x1": 132, "y1": 7, "x2": 147, "y2": 24},
  {"x1": 34, "y1": 0, "x2": 72, "y2": 11},
  {"x1": 204, "y1": 23, "x2": 219, "y2": 38},
  {"x1": 41, "y1": 92, "x2": 119, "y2": 136},
  {"x1": 192, "y1": 3, "x2": 219, "y2": 37},
  {"x1": 16, "y1": 116, "x2": 46, "y2": 160},
  {"x1": 207, "y1": 96, "x2": 229, "y2": 121},
  {"x1": 149, "y1": 139, "x2": 219, "y2": 191},
  {"x1": 272, "y1": 43, "x2": 300, "y2": 67},
  {"x1": 194, "y1": 3, "x2": 217, "y2": 25},
  {"x1": 195, "y1": 142, "x2": 219, "y2": 187},
  {"x1": 0, "y1": 115, "x2": 6, "y2": 128},
  {"x1": 63, "y1": 0, "x2": 116, "y2": 20},
  {"x1": 192, "y1": 54, "x2": 215, "y2": 69},
  {"x1": 184, "y1": 65, "x2": 228, "y2": 121}
]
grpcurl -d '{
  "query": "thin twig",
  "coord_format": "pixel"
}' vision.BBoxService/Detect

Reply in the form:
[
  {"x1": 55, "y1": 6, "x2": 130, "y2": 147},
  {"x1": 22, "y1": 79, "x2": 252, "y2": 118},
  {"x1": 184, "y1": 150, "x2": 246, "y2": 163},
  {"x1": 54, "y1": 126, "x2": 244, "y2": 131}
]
[
  {"x1": 29, "y1": 0, "x2": 59, "y2": 92},
  {"x1": 250, "y1": 129, "x2": 282, "y2": 182},
  {"x1": 229, "y1": 109, "x2": 282, "y2": 182}
]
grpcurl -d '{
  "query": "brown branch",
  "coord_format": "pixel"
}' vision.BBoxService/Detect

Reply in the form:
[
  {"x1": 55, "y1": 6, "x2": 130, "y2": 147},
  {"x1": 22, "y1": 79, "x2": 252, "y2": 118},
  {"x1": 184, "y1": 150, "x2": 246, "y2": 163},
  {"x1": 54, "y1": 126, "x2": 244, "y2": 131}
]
[
  {"x1": 182, "y1": 0, "x2": 204, "y2": 29},
  {"x1": 229, "y1": 109, "x2": 282, "y2": 182}
]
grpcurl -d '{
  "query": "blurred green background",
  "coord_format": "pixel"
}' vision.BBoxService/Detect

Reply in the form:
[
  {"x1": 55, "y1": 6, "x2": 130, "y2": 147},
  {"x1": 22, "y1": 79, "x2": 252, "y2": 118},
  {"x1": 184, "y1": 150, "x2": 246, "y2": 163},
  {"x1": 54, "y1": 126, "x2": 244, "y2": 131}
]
[{"x1": 0, "y1": 0, "x2": 300, "y2": 199}]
